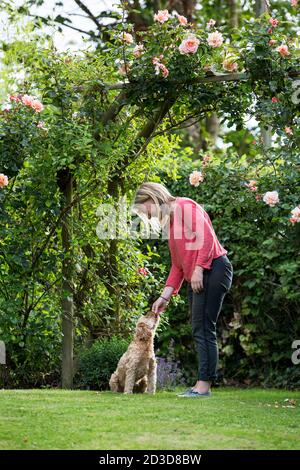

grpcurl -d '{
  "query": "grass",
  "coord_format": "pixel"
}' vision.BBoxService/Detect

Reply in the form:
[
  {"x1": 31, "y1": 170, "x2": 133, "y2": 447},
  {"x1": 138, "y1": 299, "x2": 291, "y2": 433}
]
[{"x1": 0, "y1": 387, "x2": 299, "y2": 450}]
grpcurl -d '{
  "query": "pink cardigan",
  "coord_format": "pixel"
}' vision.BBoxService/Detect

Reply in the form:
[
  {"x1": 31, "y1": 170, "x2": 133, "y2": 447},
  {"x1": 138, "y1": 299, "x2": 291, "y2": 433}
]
[{"x1": 164, "y1": 197, "x2": 227, "y2": 293}]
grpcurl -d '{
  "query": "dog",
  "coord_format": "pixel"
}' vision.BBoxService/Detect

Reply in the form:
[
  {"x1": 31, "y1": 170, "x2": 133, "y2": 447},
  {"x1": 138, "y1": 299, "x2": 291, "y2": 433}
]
[{"x1": 109, "y1": 310, "x2": 160, "y2": 394}]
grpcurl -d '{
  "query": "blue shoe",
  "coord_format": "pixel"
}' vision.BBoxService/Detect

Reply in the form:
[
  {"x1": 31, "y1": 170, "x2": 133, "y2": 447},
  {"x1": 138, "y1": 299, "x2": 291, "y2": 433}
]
[
  {"x1": 177, "y1": 389, "x2": 212, "y2": 398},
  {"x1": 176, "y1": 388, "x2": 194, "y2": 396}
]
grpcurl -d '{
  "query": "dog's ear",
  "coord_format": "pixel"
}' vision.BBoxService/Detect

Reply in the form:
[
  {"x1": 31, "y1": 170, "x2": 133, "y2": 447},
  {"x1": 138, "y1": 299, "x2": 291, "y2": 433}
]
[{"x1": 136, "y1": 322, "x2": 152, "y2": 341}]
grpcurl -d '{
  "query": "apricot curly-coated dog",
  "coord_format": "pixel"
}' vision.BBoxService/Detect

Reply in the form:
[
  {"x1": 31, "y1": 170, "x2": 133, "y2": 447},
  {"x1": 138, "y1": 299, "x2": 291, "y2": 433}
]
[{"x1": 109, "y1": 311, "x2": 160, "y2": 394}]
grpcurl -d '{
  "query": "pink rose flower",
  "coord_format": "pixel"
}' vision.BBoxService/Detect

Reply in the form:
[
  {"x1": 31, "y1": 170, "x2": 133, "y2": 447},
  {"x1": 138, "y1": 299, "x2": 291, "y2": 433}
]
[
  {"x1": 269, "y1": 18, "x2": 279, "y2": 27},
  {"x1": 121, "y1": 32, "x2": 134, "y2": 44},
  {"x1": 271, "y1": 96, "x2": 279, "y2": 103},
  {"x1": 9, "y1": 95, "x2": 22, "y2": 103},
  {"x1": 263, "y1": 190, "x2": 279, "y2": 207},
  {"x1": 291, "y1": 205, "x2": 300, "y2": 222},
  {"x1": 31, "y1": 99, "x2": 44, "y2": 113},
  {"x1": 152, "y1": 57, "x2": 169, "y2": 78},
  {"x1": 269, "y1": 39, "x2": 277, "y2": 46},
  {"x1": 189, "y1": 170, "x2": 204, "y2": 187},
  {"x1": 133, "y1": 44, "x2": 144, "y2": 58},
  {"x1": 177, "y1": 15, "x2": 188, "y2": 25},
  {"x1": 160, "y1": 64, "x2": 169, "y2": 78},
  {"x1": 154, "y1": 9, "x2": 169, "y2": 23},
  {"x1": 202, "y1": 155, "x2": 211, "y2": 169},
  {"x1": 137, "y1": 267, "x2": 149, "y2": 276},
  {"x1": 285, "y1": 126, "x2": 293, "y2": 135},
  {"x1": 178, "y1": 34, "x2": 200, "y2": 54},
  {"x1": 207, "y1": 19, "x2": 216, "y2": 28},
  {"x1": 245, "y1": 180, "x2": 258, "y2": 192},
  {"x1": 291, "y1": 0, "x2": 298, "y2": 6},
  {"x1": 21, "y1": 94, "x2": 35, "y2": 107},
  {"x1": 222, "y1": 58, "x2": 238, "y2": 72},
  {"x1": 0, "y1": 173, "x2": 9, "y2": 188},
  {"x1": 21, "y1": 94, "x2": 44, "y2": 112},
  {"x1": 276, "y1": 44, "x2": 290, "y2": 56},
  {"x1": 207, "y1": 31, "x2": 224, "y2": 48}
]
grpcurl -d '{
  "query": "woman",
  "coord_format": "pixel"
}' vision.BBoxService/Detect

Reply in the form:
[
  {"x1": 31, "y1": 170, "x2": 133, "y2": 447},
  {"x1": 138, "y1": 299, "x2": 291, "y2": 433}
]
[{"x1": 133, "y1": 182, "x2": 233, "y2": 397}]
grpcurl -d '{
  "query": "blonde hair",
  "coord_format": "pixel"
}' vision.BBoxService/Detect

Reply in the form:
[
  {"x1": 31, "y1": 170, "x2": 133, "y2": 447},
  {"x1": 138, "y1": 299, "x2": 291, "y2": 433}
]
[
  {"x1": 134, "y1": 182, "x2": 175, "y2": 206},
  {"x1": 132, "y1": 182, "x2": 176, "y2": 232}
]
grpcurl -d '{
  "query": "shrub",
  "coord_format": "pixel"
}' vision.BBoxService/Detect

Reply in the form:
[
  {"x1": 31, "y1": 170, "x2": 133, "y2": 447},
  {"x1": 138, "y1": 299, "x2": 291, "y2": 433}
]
[{"x1": 74, "y1": 335, "x2": 130, "y2": 390}]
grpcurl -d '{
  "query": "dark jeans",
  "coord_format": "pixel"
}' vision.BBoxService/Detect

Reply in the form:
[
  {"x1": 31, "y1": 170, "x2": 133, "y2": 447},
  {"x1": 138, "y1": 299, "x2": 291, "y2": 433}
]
[{"x1": 187, "y1": 254, "x2": 233, "y2": 383}]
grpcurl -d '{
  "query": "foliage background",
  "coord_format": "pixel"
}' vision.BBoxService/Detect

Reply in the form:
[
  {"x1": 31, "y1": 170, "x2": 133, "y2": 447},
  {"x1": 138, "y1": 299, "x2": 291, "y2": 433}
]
[{"x1": 0, "y1": 0, "x2": 299, "y2": 389}]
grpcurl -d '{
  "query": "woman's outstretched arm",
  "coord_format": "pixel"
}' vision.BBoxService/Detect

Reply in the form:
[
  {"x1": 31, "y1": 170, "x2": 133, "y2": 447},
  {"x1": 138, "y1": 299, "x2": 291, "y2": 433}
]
[{"x1": 152, "y1": 286, "x2": 174, "y2": 314}]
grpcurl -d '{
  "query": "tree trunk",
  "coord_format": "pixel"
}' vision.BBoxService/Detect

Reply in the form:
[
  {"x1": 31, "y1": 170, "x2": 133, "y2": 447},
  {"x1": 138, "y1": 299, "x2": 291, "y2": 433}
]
[
  {"x1": 228, "y1": 0, "x2": 239, "y2": 28},
  {"x1": 205, "y1": 114, "x2": 220, "y2": 147},
  {"x1": 255, "y1": 0, "x2": 269, "y2": 16},
  {"x1": 57, "y1": 168, "x2": 74, "y2": 389},
  {"x1": 255, "y1": 0, "x2": 272, "y2": 149}
]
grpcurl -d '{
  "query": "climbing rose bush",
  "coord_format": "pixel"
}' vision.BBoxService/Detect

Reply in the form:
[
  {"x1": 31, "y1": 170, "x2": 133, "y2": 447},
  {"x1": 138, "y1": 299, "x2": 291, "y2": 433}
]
[
  {"x1": 113, "y1": 8, "x2": 298, "y2": 90},
  {"x1": 115, "y1": 9, "x2": 228, "y2": 84},
  {"x1": 110, "y1": 8, "x2": 299, "y2": 155}
]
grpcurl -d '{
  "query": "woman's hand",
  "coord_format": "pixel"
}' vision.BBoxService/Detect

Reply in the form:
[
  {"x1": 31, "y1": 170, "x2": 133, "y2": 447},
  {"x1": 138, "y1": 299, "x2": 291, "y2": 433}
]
[
  {"x1": 152, "y1": 296, "x2": 168, "y2": 314},
  {"x1": 191, "y1": 265, "x2": 204, "y2": 293}
]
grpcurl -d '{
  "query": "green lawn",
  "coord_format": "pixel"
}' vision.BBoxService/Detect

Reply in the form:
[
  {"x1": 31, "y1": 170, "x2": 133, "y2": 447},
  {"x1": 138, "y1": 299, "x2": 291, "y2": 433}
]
[{"x1": 0, "y1": 387, "x2": 299, "y2": 450}]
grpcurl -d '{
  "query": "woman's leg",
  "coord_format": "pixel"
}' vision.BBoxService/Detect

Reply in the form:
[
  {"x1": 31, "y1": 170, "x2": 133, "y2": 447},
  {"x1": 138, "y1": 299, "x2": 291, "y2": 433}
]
[
  {"x1": 187, "y1": 281, "x2": 210, "y2": 389},
  {"x1": 188, "y1": 256, "x2": 233, "y2": 392}
]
